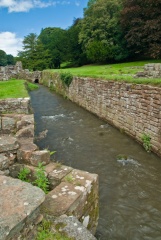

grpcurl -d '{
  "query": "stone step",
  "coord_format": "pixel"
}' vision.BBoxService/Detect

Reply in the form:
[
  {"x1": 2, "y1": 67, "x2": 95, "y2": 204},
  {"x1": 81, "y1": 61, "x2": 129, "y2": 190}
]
[
  {"x1": 0, "y1": 175, "x2": 45, "y2": 240},
  {"x1": 0, "y1": 135, "x2": 19, "y2": 153},
  {"x1": 53, "y1": 215, "x2": 97, "y2": 240},
  {"x1": 41, "y1": 169, "x2": 99, "y2": 234}
]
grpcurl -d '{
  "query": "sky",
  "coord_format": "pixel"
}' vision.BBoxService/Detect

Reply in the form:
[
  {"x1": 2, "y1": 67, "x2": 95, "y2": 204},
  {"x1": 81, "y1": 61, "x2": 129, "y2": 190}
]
[{"x1": 0, "y1": 0, "x2": 88, "y2": 56}]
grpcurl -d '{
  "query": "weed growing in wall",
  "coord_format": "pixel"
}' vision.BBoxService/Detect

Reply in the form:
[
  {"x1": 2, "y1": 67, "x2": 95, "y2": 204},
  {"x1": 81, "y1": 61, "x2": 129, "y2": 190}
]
[
  {"x1": 60, "y1": 72, "x2": 73, "y2": 87},
  {"x1": 18, "y1": 163, "x2": 49, "y2": 194},
  {"x1": 141, "y1": 133, "x2": 151, "y2": 152},
  {"x1": 36, "y1": 220, "x2": 72, "y2": 240},
  {"x1": 34, "y1": 163, "x2": 49, "y2": 194},
  {"x1": 18, "y1": 167, "x2": 31, "y2": 182}
]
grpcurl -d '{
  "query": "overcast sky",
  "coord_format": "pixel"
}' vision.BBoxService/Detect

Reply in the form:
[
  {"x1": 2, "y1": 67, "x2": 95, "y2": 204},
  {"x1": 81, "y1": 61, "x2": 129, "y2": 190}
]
[{"x1": 0, "y1": 0, "x2": 88, "y2": 56}]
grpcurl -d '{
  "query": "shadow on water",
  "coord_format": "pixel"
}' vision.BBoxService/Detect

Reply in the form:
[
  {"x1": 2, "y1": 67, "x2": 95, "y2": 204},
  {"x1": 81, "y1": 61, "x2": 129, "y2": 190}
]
[{"x1": 30, "y1": 85, "x2": 161, "y2": 240}]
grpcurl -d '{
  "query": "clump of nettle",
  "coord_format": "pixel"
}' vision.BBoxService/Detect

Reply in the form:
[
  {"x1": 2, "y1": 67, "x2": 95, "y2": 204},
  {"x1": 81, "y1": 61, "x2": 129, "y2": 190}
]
[{"x1": 18, "y1": 162, "x2": 49, "y2": 194}]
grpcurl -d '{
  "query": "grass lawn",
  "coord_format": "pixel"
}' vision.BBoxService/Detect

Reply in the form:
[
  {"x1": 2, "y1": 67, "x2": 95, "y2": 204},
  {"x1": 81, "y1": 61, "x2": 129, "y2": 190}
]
[
  {"x1": 50, "y1": 60, "x2": 161, "y2": 85},
  {"x1": 0, "y1": 79, "x2": 29, "y2": 99}
]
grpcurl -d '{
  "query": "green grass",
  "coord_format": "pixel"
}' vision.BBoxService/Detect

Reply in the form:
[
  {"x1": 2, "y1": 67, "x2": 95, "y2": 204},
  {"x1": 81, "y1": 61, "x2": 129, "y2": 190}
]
[
  {"x1": 26, "y1": 81, "x2": 39, "y2": 91},
  {"x1": 50, "y1": 60, "x2": 161, "y2": 85},
  {"x1": 0, "y1": 79, "x2": 29, "y2": 99}
]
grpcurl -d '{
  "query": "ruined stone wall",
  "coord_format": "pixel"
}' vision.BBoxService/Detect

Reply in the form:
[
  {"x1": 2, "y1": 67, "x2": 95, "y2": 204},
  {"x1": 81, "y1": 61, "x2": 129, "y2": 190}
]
[
  {"x1": 0, "y1": 61, "x2": 42, "y2": 82},
  {"x1": 0, "y1": 98, "x2": 31, "y2": 114},
  {"x1": 0, "y1": 98, "x2": 98, "y2": 239},
  {"x1": 144, "y1": 63, "x2": 161, "y2": 78}
]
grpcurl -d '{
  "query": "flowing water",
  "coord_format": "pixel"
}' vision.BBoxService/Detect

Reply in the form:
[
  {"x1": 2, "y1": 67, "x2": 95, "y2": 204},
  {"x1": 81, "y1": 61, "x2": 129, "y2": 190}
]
[{"x1": 30, "y1": 85, "x2": 161, "y2": 240}]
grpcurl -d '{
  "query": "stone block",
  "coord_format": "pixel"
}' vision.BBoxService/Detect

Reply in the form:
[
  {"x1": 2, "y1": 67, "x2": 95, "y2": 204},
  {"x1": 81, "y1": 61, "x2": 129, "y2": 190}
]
[
  {"x1": 0, "y1": 135, "x2": 19, "y2": 153},
  {"x1": 44, "y1": 162, "x2": 58, "y2": 175},
  {"x1": 48, "y1": 165, "x2": 73, "y2": 189},
  {"x1": 16, "y1": 125, "x2": 34, "y2": 138},
  {"x1": 53, "y1": 215, "x2": 97, "y2": 240},
  {"x1": 41, "y1": 182, "x2": 82, "y2": 217},
  {"x1": 62, "y1": 169, "x2": 99, "y2": 233},
  {"x1": 0, "y1": 154, "x2": 9, "y2": 170},
  {"x1": 1, "y1": 117, "x2": 16, "y2": 133},
  {"x1": 17, "y1": 114, "x2": 34, "y2": 130},
  {"x1": 29, "y1": 150, "x2": 50, "y2": 166},
  {"x1": 17, "y1": 141, "x2": 38, "y2": 164},
  {"x1": 0, "y1": 175, "x2": 45, "y2": 240}
]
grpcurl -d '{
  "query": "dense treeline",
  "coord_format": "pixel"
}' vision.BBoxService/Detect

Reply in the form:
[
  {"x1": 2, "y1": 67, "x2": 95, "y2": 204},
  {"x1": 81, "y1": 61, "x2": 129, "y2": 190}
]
[
  {"x1": 6, "y1": 0, "x2": 161, "y2": 70},
  {"x1": 0, "y1": 50, "x2": 15, "y2": 66}
]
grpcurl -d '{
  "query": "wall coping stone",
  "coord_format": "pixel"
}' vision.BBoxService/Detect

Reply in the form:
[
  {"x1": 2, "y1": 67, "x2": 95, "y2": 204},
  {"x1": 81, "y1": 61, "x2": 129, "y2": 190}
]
[{"x1": 0, "y1": 175, "x2": 45, "y2": 240}]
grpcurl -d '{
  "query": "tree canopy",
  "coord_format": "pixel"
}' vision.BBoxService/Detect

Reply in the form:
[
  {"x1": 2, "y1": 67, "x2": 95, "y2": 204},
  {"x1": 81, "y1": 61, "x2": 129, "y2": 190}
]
[
  {"x1": 121, "y1": 0, "x2": 161, "y2": 59},
  {"x1": 15, "y1": 0, "x2": 161, "y2": 70},
  {"x1": 0, "y1": 50, "x2": 15, "y2": 66}
]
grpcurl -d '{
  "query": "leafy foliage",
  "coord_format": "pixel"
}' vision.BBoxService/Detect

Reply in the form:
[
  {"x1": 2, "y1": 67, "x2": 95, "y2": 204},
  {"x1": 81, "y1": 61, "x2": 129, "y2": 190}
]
[
  {"x1": 121, "y1": 0, "x2": 161, "y2": 59},
  {"x1": 60, "y1": 72, "x2": 73, "y2": 87},
  {"x1": 79, "y1": 0, "x2": 128, "y2": 63},
  {"x1": 141, "y1": 133, "x2": 151, "y2": 152},
  {"x1": 36, "y1": 220, "x2": 72, "y2": 240},
  {"x1": 34, "y1": 163, "x2": 49, "y2": 194},
  {"x1": 9, "y1": 0, "x2": 161, "y2": 68},
  {"x1": 18, "y1": 167, "x2": 31, "y2": 182},
  {"x1": 0, "y1": 50, "x2": 7, "y2": 66}
]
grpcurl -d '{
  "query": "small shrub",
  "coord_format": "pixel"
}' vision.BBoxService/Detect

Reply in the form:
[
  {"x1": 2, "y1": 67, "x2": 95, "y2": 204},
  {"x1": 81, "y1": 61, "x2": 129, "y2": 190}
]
[
  {"x1": 60, "y1": 72, "x2": 73, "y2": 87},
  {"x1": 34, "y1": 163, "x2": 49, "y2": 194},
  {"x1": 141, "y1": 133, "x2": 151, "y2": 152},
  {"x1": 18, "y1": 167, "x2": 31, "y2": 182}
]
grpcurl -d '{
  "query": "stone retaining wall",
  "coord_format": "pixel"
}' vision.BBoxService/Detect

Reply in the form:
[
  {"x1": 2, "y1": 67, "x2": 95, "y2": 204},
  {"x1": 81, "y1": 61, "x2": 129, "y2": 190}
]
[
  {"x1": 0, "y1": 110, "x2": 98, "y2": 239},
  {"x1": 0, "y1": 98, "x2": 31, "y2": 114},
  {"x1": 41, "y1": 73, "x2": 161, "y2": 157}
]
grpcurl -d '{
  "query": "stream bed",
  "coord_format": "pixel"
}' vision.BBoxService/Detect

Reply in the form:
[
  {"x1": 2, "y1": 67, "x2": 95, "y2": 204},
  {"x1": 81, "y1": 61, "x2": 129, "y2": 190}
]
[{"x1": 29, "y1": 85, "x2": 161, "y2": 240}]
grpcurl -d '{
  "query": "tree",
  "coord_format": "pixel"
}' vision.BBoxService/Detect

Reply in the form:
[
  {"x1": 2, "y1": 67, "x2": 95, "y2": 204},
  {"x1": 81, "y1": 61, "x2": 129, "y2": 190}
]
[
  {"x1": 121, "y1": 0, "x2": 161, "y2": 59},
  {"x1": 0, "y1": 50, "x2": 7, "y2": 66},
  {"x1": 79, "y1": 0, "x2": 128, "y2": 63},
  {"x1": 18, "y1": 33, "x2": 38, "y2": 70},
  {"x1": 38, "y1": 27, "x2": 68, "y2": 68},
  {"x1": 66, "y1": 18, "x2": 87, "y2": 66},
  {"x1": 7, "y1": 54, "x2": 15, "y2": 65}
]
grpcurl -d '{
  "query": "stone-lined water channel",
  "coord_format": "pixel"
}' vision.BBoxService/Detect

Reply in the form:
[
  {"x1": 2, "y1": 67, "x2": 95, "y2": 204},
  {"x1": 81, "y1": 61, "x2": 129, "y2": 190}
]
[{"x1": 30, "y1": 85, "x2": 161, "y2": 240}]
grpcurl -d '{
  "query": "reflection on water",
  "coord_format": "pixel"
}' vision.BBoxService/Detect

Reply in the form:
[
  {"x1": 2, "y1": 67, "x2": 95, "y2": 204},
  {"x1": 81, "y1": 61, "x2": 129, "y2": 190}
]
[{"x1": 30, "y1": 85, "x2": 161, "y2": 240}]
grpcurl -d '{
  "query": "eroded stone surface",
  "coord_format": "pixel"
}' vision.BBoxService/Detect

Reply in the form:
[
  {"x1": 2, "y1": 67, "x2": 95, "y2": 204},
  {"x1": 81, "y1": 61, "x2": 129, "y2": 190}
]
[
  {"x1": 41, "y1": 182, "x2": 82, "y2": 217},
  {"x1": 29, "y1": 150, "x2": 50, "y2": 166},
  {"x1": 17, "y1": 141, "x2": 38, "y2": 164},
  {"x1": 1, "y1": 117, "x2": 16, "y2": 133},
  {"x1": 0, "y1": 136, "x2": 19, "y2": 153},
  {"x1": 0, "y1": 175, "x2": 45, "y2": 240},
  {"x1": 0, "y1": 154, "x2": 9, "y2": 170},
  {"x1": 54, "y1": 215, "x2": 97, "y2": 240},
  {"x1": 17, "y1": 115, "x2": 34, "y2": 130},
  {"x1": 48, "y1": 165, "x2": 73, "y2": 189},
  {"x1": 16, "y1": 125, "x2": 34, "y2": 139}
]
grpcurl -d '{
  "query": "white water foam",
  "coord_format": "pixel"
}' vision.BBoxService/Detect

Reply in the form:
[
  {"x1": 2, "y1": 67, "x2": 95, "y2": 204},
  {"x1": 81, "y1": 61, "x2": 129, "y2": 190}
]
[
  {"x1": 117, "y1": 158, "x2": 141, "y2": 167},
  {"x1": 41, "y1": 114, "x2": 65, "y2": 121}
]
